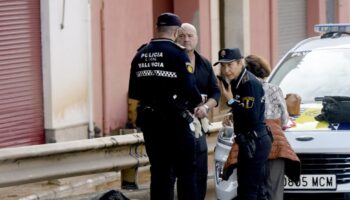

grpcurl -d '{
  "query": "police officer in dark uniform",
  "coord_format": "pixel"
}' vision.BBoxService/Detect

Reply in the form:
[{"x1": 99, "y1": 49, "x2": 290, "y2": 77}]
[
  {"x1": 128, "y1": 13, "x2": 202, "y2": 200},
  {"x1": 216, "y1": 48, "x2": 272, "y2": 200}
]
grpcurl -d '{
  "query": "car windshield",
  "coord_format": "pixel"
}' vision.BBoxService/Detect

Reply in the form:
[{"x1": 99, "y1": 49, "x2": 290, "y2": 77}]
[{"x1": 269, "y1": 48, "x2": 350, "y2": 103}]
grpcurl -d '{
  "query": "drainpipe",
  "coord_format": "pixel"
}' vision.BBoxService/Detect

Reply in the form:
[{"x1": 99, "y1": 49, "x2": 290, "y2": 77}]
[
  {"x1": 87, "y1": 0, "x2": 94, "y2": 138},
  {"x1": 100, "y1": 0, "x2": 108, "y2": 136}
]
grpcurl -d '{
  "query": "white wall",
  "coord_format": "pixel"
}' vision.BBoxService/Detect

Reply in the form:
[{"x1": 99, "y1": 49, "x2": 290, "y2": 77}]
[{"x1": 41, "y1": 0, "x2": 89, "y2": 129}]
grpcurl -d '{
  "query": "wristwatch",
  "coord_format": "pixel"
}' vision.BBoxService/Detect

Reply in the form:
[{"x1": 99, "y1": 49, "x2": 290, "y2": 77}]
[{"x1": 227, "y1": 98, "x2": 235, "y2": 106}]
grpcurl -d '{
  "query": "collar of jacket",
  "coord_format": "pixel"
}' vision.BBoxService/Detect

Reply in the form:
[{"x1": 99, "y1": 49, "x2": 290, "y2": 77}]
[{"x1": 231, "y1": 68, "x2": 247, "y2": 90}]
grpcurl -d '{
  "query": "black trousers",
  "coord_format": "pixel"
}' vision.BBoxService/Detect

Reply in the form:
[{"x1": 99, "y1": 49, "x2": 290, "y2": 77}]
[
  {"x1": 195, "y1": 134, "x2": 208, "y2": 200},
  {"x1": 139, "y1": 108, "x2": 197, "y2": 200},
  {"x1": 170, "y1": 134, "x2": 207, "y2": 200},
  {"x1": 237, "y1": 130, "x2": 272, "y2": 200}
]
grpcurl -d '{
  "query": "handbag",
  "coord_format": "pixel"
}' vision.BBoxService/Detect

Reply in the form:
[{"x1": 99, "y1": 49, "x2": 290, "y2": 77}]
[
  {"x1": 315, "y1": 96, "x2": 350, "y2": 123},
  {"x1": 285, "y1": 93, "x2": 301, "y2": 116}
]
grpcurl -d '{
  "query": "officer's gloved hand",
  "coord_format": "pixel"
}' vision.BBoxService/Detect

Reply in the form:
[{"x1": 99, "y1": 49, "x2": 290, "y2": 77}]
[
  {"x1": 201, "y1": 117, "x2": 210, "y2": 135},
  {"x1": 193, "y1": 117, "x2": 202, "y2": 138},
  {"x1": 127, "y1": 98, "x2": 140, "y2": 129}
]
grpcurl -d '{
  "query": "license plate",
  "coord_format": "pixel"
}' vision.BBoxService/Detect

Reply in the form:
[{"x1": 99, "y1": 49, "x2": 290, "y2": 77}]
[{"x1": 284, "y1": 174, "x2": 337, "y2": 190}]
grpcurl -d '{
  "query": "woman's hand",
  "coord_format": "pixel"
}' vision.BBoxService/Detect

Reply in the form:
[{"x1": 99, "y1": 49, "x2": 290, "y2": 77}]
[{"x1": 219, "y1": 81, "x2": 233, "y2": 101}]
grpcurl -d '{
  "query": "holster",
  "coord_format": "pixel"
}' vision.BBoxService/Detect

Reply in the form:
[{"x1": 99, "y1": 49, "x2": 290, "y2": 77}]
[
  {"x1": 169, "y1": 95, "x2": 193, "y2": 124},
  {"x1": 235, "y1": 132, "x2": 256, "y2": 159}
]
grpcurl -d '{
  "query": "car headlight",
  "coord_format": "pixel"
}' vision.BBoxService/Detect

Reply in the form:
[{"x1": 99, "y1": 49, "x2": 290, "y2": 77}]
[{"x1": 215, "y1": 161, "x2": 224, "y2": 184}]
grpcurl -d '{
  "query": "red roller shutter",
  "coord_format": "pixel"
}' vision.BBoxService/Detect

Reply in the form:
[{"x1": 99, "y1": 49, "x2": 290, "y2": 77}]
[{"x1": 0, "y1": 0, "x2": 44, "y2": 148}]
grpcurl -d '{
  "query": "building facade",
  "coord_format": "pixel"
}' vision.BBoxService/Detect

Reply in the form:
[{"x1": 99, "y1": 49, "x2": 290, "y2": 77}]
[{"x1": 0, "y1": 0, "x2": 349, "y2": 147}]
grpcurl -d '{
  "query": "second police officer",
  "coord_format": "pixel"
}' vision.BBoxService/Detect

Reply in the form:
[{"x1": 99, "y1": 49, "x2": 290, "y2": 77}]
[
  {"x1": 128, "y1": 13, "x2": 202, "y2": 200},
  {"x1": 217, "y1": 48, "x2": 272, "y2": 200}
]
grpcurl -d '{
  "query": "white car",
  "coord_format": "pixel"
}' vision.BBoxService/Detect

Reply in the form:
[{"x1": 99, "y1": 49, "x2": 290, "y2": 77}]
[{"x1": 214, "y1": 24, "x2": 350, "y2": 200}]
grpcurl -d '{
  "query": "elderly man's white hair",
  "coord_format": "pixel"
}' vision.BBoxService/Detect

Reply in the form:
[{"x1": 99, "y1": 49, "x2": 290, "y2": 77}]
[{"x1": 181, "y1": 23, "x2": 197, "y2": 35}]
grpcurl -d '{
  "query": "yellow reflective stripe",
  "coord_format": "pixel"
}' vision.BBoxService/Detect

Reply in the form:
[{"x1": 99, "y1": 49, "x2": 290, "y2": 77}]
[{"x1": 291, "y1": 107, "x2": 329, "y2": 130}]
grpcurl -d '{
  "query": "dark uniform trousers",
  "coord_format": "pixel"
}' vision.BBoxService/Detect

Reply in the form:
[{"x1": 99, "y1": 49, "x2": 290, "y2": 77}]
[
  {"x1": 195, "y1": 134, "x2": 208, "y2": 200},
  {"x1": 237, "y1": 128, "x2": 272, "y2": 200},
  {"x1": 139, "y1": 106, "x2": 198, "y2": 200},
  {"x1": 170, "y1": 127, "x2": 207, "y2": 200},
  {"x1": 169, "y1": 130, "x2": 207, "y2": 200}
]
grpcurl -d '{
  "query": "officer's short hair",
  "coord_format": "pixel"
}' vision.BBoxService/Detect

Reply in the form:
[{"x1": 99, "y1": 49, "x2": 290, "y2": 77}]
[{"x1": 157, "y1": 25, "x2": 179, "y2": 34}]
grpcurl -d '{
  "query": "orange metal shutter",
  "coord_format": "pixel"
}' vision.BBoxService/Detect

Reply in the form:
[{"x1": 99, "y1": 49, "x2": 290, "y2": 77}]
[{"x1": 0, "y1": 0, "x2": 44, "y2": 148}]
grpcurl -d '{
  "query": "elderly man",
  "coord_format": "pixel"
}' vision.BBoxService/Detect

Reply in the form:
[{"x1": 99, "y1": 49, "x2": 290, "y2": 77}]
[{"x1": 176, "y1": 23, "x2": 221, "y2": 200}]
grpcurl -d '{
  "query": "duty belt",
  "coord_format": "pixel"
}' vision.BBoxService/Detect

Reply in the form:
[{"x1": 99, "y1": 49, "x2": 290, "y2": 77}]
[{"x1": 240, "y1": 127, "x2": 268, "y2": 139}]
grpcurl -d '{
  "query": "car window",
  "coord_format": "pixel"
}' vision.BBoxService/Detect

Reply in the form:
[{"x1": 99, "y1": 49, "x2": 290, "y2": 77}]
[{"x1": 270, "y1": 48, "x2": 350, "y2": 103}]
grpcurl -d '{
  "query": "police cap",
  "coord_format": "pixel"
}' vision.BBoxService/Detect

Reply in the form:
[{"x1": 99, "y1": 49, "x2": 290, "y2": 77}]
[
  {"x1": 156, "y1": 12, "x2": 182, "y2": 27},
  {"x1": 214, "y1": 48, "x2": 243, "y2": 66}
]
